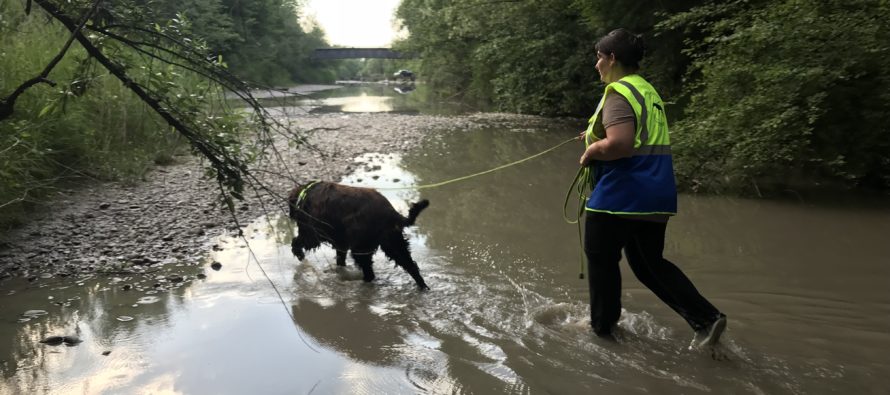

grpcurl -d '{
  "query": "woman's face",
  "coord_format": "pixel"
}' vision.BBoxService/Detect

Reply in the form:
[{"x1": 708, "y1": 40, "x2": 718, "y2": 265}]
[{"x1": 595, "y1": 51, "x2": 615, "y2": 83}]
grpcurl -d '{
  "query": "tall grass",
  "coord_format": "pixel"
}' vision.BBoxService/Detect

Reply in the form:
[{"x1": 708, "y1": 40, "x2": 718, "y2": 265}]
[{"x1": 0, "y1": 1, "x2": 204, "y2": 230}]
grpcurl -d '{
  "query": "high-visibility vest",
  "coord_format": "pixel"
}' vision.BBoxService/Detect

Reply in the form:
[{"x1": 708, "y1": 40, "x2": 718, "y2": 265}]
[{"x1": 584, "y1": 74, "x2": 677, "y2": 215}]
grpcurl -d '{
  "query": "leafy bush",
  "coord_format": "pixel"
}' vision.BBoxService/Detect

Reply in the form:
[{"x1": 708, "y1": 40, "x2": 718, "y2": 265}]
[
  {"x1": 396, "y1": 0, "x2": 601, "y2": 116},
  {"x1": 0, "y1": 1, "x2": 232, "y2": 229},
  {"x1": 664, "y1": 0, "x2": 890, "y2": 193},
  {"x1": 396, "y1": 0, "x2": 889, "y2": 193}
]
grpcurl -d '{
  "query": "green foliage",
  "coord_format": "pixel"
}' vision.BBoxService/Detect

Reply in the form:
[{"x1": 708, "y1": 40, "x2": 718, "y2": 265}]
[
  {"x1": 2, "y1": 0, "x2": 347, "y2": 229},
  {"x1": 164, "y1": 0, "x2": 333, "y2": 85},
  {"x1": 394, "y1": 0, "x2": 709, "y2": 116},
  {"x1": 572, "y1": 0, "x2": 709, "y2": 100},
  {"x1": 0, "y1": 0, "x2": 250, "y2": 228},
  {"x1": 664, "y1": 0, "x2": 890, "y2": 193},
  {"x1": 127, "y1": 0, "x2": 339, "y2": 85},
  {"x1": 396, "y1": 0, "x2": 599, "y2": 115},
  {"x1": 342, "y1": 58, "x2": 418, "y2": 82},
  {"x1": 397, "y1": 0, "x2": 889, "y2": 193}
]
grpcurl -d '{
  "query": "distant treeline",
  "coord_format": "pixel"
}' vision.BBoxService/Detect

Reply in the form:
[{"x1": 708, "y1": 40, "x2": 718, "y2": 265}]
[
  {"x1": 395, "y1": 0, "x2": 890, "y2": 193},
  {"x1": 147, "y1": 0, "x2": 340, "y2": 85},
  {"x1": 159, "y1": 0, "x2": 395, "y2": 84}
]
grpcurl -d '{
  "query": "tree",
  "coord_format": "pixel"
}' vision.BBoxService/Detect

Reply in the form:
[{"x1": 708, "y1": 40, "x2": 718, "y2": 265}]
[
  {"x1": 0, "y1": 0, "x2": 304, "y2": 225},
  {"x1": 663, "y1": 0, "x2": 890, "y2": 193},
  {"x1": 395, "y1": 0, "x2": 890, "y2": 192},
  {"x1": 394, "y1": 0, "x2": 710, "y2": 116}
]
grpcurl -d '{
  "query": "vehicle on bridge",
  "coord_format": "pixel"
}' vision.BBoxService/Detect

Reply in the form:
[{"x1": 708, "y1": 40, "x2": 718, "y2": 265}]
[{"x1": 392, "y1": 69, "x2": 415, "y2": 81}]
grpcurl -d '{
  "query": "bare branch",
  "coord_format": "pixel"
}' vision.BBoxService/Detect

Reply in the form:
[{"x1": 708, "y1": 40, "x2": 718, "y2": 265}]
[
  {"x1": 33, "y1": 0, "x2": 244, "y2": 181},
  {"x1": 0, "y1": 138, "x2": 22, "y2": 155},
  {"x1": 0, "y1": 193, "x2": 29, "y2": 210},
  {"x1": 0, "y1": 0, "x2": 102, "y2": 122}
]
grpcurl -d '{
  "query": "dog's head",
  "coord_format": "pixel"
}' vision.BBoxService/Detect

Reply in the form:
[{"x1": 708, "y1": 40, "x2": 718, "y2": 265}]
[{"x1": 287, "y1": 181, "x2": 323, "y2": 220}]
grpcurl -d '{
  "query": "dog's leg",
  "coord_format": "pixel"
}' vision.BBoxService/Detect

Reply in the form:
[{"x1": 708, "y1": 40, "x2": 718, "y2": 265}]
[
  {"x1": 352, "y1": 252, "x2": 375, "y2": 282},
  {"x1": 336, "y1": 249, "x2": 347, "y2": 266},
  {"x1": 399, "y1": 259, "x2": 428, "y2": 291},
  {"x1": 381, "y1": 233, "x2": 429, "y2": 290},
  {"x1": 291, "y1": 236, "x2": 305, "y2": 260}
]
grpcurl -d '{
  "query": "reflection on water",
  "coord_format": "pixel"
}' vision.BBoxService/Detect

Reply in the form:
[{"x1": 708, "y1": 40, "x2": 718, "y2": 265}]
[
  {"x1": 305, "y1": 85, "x2": 423, "y2": 114},
  {"x1": 251, "y1": 85, "x2": 475, "y2": 118},
  {"x1": 394, "y1": 85, "x2": 416, "y2": 95},
  {"x1": 303, "y1": 85, "x2": 470, "y2": 115},
  {"x1": 312, "y1": 93, "x2": 396, "y2": 113},
  {"x1": 2, "y1": 122, "x2": 890, "y2": 394}
]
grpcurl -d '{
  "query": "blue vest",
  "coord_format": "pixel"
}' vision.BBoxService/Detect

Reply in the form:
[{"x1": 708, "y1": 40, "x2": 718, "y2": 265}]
[{"x1": 584, "y1": 75, "x2": 677, "y2": 215}]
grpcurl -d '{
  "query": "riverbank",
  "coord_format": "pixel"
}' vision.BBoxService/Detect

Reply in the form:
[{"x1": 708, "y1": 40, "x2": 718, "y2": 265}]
[
  {"x1": 229, "y1": 84, "x2": 343, "y2": 99},
  {"x1": 0, "y1": 110, "x2": 570, "y2": 282}
]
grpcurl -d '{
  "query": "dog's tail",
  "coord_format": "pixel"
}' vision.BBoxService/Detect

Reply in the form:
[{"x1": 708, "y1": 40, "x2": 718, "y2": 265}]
[{"x1": 405, "y1": 199, "x2": 430, "y2": 227}]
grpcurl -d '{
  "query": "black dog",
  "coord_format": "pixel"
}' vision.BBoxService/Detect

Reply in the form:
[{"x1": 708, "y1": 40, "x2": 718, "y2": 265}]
[{"x1": 287, "y1": 181, "x2": 430, "y2": 290}]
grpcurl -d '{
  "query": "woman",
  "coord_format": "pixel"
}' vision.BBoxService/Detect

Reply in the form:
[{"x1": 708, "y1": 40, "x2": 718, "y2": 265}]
[{"x1": 579, "y1": 28, "x2": 726, "y2": 348}]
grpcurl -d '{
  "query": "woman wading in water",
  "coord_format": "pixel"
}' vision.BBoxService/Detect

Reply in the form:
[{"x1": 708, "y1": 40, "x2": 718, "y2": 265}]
[{"x1": 578, "y1": 28, "x2": 726, "y2": 348}]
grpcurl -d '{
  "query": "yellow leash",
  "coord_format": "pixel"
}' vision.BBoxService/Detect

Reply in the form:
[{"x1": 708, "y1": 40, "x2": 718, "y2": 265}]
[
  {"x1": 373, "y1": 136, "x2": 581, "y2": 190},
  {"x1": 356, "y1": 134, "x2": 593, "y2": 280}
]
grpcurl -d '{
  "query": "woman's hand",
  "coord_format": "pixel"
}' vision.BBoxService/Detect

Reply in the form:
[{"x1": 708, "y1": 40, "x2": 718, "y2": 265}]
[
  {"x1": 580, "y1": 143, "x2": 597, "y2": 166},
  {"x1": 579, "y1": 122, "x2": 634, "y2": 164}
]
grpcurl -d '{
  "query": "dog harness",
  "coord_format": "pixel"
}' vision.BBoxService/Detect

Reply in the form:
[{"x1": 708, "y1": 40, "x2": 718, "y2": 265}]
[{"x1": 295, "y1": 181, "x2": 320, "y2": 209}]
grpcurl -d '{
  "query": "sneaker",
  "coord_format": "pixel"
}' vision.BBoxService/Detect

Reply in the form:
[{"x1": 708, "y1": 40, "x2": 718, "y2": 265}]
[{"x1": 689, "y1": 314, "x2": 727, "y2": 350}]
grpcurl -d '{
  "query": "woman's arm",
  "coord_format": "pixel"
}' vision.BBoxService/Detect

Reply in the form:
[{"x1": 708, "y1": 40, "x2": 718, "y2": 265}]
[{"x1": 579, "y1": 121, "x2": 634, "y2": 165}]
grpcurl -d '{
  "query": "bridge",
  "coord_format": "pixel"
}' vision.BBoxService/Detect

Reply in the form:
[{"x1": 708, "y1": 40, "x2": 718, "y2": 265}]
[{"x1": 312, "y1": 48, "x2": 416, "y2": 60}]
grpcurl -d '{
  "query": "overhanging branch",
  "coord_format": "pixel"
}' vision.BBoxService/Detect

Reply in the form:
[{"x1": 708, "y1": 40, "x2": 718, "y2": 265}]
[
  {"x1": 0, "y1": 0, "x2": 102, "y2": 122},
  {"x1": 31, "y1": 0, "x2": 249, "y2": 198}
]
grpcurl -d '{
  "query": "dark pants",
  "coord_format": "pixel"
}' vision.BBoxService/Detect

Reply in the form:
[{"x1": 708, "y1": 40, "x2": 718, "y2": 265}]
[{"x1": 584, "y1": 212, "x2": 722, "y2": 336}]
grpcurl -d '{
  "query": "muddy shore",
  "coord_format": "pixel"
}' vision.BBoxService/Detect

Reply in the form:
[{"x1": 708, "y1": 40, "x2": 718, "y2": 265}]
[{"x1": 0, "y1": 109, "x2": 573, "y2": 283}]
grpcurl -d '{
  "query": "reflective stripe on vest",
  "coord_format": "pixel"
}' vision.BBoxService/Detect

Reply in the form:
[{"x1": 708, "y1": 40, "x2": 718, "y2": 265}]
[
  {"x1": 613, "y1": 80, "x2": 648, "y2": 148},
  {"x1": 585, "y1": 74, "x2": 670, "y2": 152}
]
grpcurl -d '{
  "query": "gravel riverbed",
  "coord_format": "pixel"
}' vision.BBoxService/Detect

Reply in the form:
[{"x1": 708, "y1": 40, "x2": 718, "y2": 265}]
[{"x1": 0, "y1": 110, "x2": 570, "y2": 284}]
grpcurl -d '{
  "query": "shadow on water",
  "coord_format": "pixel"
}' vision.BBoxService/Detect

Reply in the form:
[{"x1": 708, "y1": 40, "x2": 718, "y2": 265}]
[{"x1": 2, "y1": 115, "x2": 890, "y2": 393}]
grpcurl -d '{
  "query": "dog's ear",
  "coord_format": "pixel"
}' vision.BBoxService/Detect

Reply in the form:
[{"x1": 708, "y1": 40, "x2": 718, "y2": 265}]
[
  {"x1": 287, "y1": 185, "x2": 302, "y2": 204},
  {"x1": 287, "y1": 186, "x2": 302, "y2": 218}
]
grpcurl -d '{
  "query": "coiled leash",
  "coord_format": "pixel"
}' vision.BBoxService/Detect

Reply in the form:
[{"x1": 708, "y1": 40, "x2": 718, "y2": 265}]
[{"x1": 563, "y1": 165, "x2": 595, "y2": 279}]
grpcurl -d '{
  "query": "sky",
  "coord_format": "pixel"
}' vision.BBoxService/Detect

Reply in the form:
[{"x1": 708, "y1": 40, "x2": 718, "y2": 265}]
[{"x1": 302, "y1": 0, "x2": 404, "y2": 48}]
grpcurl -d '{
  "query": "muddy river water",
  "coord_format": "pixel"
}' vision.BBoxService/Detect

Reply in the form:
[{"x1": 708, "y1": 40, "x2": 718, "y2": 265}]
[{"x1": 2, "y1": 86, "x2": 889, "y2": 394}]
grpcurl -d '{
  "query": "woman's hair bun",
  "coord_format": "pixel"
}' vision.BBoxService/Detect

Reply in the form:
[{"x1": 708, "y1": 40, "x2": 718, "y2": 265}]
[{"x1": 595, "y1": 28, "x2": 645, "y2": 69}]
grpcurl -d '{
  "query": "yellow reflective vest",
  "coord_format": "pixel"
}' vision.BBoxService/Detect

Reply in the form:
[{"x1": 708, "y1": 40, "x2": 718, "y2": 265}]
[{"x1": 584, "y1": 74, "x2": 677, "y2": 215}]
